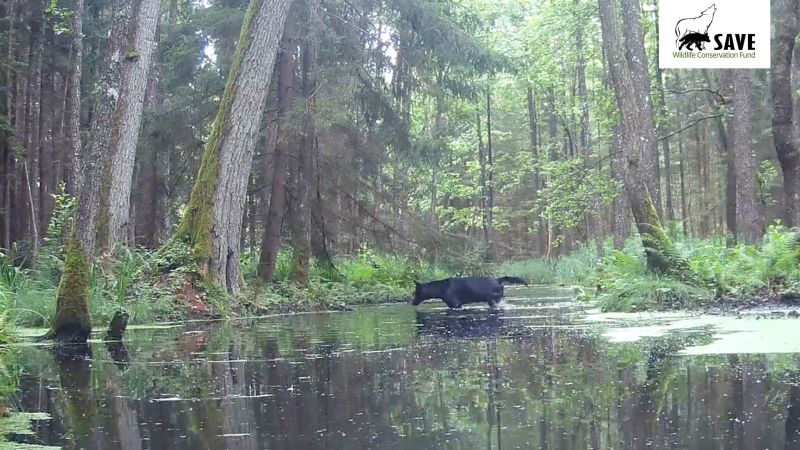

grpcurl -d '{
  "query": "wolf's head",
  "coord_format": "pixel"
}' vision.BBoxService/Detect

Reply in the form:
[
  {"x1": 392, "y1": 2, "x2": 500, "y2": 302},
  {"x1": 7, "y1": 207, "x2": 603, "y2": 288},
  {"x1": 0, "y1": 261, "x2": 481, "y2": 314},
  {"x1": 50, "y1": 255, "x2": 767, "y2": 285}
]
[{"x1": 702, "y1": 4, "x2": 716, "y2": 16}]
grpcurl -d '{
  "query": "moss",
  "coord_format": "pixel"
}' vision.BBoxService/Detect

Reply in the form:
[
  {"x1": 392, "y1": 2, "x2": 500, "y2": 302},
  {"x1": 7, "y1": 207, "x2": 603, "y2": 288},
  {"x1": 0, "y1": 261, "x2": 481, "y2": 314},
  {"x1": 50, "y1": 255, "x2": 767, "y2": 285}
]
[
  {"x1": 640, "y1": 194, "x2": 692, "y2": 281},
  {"x1": 173, "y1": 0, "x2": 264, "y2": 278},
  {"x1": 50, "y1": 233, "x2": 92, "y2": 343}
]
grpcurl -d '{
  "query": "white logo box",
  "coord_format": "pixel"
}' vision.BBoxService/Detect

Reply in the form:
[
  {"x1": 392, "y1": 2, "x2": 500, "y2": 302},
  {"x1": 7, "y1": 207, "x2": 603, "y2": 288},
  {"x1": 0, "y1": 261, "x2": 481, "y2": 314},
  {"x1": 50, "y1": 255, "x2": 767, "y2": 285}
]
[{"x1": 659, "y1": 0, "x2": 771, "y2": 69}]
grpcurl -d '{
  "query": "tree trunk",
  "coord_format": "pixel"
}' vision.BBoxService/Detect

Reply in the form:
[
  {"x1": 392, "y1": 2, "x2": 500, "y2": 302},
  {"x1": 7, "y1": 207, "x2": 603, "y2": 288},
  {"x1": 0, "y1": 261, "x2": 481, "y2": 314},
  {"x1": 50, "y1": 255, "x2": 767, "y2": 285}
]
[
  {"x1": 599, "y1": 0, "x2": 685, "y2": 275},
  {"x1": 289, "y1": 21, "x2": 319, "y2": 288},
  {"x1": 575, "y1": 7, "x2": 601, "y2": 252},
  {"x1": 100, "y1": 0, "x2": 162, "y2": 250},
  {"x1": 310, "y1": 136, "x2": 335, "y2": 271},
  {"x1": 485, "y1": 90, "x2": 495, "y2": 260},
  {"x1": 620, "y1": 0, "x2": 661, "y2": 217},
  {"x1": 52, "y1": 0, "x2": 136, "y2": 343},
  {"x1": 175, "y1": 0, "x2": 291, "y2": 294},
  {"x1": 653, "y1": 7, "x2": 673, "y2": 222},
  {"x1": 477, "y1": 110, "x2": 489, "y2": 247},
  {"x1": 258, "y1": 17, "x2": 296, "y2": 282},
  {"x1": 731, "y1": 69, "x2": 765, "y2": 244},
  {"x1": 771, "y1": 0, "x2": 800, "y2": 226},
  {"x1": 610, "y1": 126, "x2": 628, "y2": 249},
  {"x1": 679, "y1": 137, "x2": 689, "y2": 236},
  {"x1": 26, "y1": 3, "x2": 44, "y2": 263},
  {"x1": 526, "y1": 85, "x2": 546, "y2": 256},
  {"x1": 65, "y1": 0, "x2": 84, "y2": 196}
]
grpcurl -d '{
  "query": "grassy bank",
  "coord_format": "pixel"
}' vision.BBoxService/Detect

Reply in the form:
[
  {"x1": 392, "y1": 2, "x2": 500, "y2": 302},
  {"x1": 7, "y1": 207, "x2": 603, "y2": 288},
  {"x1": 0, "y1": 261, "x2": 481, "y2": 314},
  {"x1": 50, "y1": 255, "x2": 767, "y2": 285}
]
[
  {"x1": 0, "y1": 243, "x2": 452, "y2": 330},
  {"x1": 498, "y1": 224, "x2": 800, "y2": 312}
]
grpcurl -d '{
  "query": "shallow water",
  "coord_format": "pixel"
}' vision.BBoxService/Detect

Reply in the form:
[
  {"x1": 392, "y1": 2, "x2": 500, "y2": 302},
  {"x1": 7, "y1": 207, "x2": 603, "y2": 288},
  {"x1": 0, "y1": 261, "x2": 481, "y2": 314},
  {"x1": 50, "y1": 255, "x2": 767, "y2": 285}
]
[{"x1": 8, "y1": 286, "x2": 800, "y2": 449}]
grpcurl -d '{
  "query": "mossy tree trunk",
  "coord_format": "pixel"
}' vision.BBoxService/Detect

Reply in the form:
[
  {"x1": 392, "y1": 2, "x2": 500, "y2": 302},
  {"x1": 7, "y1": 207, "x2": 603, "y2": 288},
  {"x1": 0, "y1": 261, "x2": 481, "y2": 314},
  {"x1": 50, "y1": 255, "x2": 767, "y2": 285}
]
[
  {"x1": 52, "y1": 0, "x2": 135, "y2": 343},
  {"x1": 598, "y1": 0, "x2": 688, "y2": 276},
  {"x1": 99, "y1": 0, "x2": 162, "y2": 249},
  {"x1": 52, "y1": 234, "x2": 92, "y2": 343},
  {"x1": 175, "y1": 0, "x2": 291, "y2": 294}
]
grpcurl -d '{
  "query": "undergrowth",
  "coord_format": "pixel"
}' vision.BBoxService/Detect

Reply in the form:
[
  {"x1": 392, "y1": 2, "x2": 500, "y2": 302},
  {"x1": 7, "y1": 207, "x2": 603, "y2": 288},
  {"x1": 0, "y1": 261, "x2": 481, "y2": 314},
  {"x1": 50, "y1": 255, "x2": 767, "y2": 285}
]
[{"x1": 596, "y1": 223, "x2": 800, "y2": 312}]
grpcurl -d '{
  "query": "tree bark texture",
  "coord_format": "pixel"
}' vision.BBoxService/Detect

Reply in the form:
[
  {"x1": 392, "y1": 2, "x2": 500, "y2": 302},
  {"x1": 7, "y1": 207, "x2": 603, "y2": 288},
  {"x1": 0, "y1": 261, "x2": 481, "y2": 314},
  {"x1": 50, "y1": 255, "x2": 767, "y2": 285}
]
[
  {"x1": 75, "y1": 0, "x2": 136, "y2": 256},
  {"x1": 289, "y1": 19, "x2": 319, "y2": 287},
  {"x1": 731, "y1": 69, "x2": 765, "y2": 244},
  {"x1": 771, "y1": 0, "x2": 800, "y2": 226},
  {"x1": 175, "y1": 0, "x2": 291, "y2": 294},
  {"x1": 599, "y1": 0, "x2": 684, "y2": 275},
  {"x1": 620, "y1": 0, "x2": 661, "y2": 217},
  {"x1": 100, "y1": 0, "x2": 162, "y2": 249},
  {"x1": 258, "y1": 17, "x2": 296, "y2": 282},
  {"x1": 65, "y1": 0, "x2": 85, "y2": 196}
]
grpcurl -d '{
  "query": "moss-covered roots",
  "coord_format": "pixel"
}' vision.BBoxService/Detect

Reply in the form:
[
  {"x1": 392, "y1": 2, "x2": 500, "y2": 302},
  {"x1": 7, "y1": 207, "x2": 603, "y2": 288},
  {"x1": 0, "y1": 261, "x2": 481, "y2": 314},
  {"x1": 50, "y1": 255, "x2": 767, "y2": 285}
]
[
  {"x1": 640, "y1": 194, "x2": 693, "y2": 281},
  {"x1": 50, "y1": 235, "x2": 92, "y2": 343}
]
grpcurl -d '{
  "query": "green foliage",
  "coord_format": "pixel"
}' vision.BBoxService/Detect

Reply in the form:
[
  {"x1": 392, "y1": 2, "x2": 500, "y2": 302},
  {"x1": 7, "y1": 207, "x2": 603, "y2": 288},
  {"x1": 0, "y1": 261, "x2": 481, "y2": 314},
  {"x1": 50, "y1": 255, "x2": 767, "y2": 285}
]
[
  {"x1": 498, "y1": 243, "x2": 600, "y2": 285},
  {"x1": 537, "y1": 158, "x2": 620, "y2": 229},
  {"x1": 598, "y1": 225, "x2": 800, "y2": 311}
]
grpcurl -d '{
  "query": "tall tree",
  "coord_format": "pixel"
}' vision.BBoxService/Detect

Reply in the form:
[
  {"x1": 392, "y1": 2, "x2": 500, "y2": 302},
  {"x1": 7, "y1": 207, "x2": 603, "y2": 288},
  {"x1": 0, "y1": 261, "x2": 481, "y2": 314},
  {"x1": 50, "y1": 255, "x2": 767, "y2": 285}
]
[
  {"x1": 620, "y1": 0, "x2": 661, "y2": 216},
  {"x1": 100, "y1": 0, "x2": 163, "y2": 249},
  {"x1": 598, "y1": 0, "x2": 683, "y2": 274},
  {"x1": 771, "y1": 0, "x2": 800, "y2": 226},
  {"x1": 174, "y1": 0, "x2": 291, "y2": 294},
  {"x1": 731, "y1": 69, "x2": 764, "y2": 244},
  {"x1": 653, "y1": 6, "x2": 673, "y2": 222},
  {"x1": 51, "y1": 0, "x2": 138, "y2": 343},
  {"x1": 257, "y1": 21, "x2": 296, "y2": 282},
  {"x1": 288, "y1": 5, "x2": 319, "y2": 287},
  {"x1": 65, "y1": 0, "x2": 85, "y2": 196}
]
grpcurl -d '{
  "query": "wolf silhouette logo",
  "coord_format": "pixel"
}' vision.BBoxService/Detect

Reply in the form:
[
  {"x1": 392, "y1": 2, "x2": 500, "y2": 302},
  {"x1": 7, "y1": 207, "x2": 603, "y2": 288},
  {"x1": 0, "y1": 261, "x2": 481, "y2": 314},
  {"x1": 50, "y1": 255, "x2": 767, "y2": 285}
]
[{"x1": 675, "y1": 4, "x2": 716, "y2": 51}]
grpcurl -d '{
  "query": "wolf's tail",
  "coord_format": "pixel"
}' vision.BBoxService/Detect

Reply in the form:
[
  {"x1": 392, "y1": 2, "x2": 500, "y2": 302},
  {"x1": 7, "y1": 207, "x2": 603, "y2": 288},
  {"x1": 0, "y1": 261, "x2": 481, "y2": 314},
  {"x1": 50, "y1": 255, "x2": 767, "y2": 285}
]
[{"x1": 497, "y1": 276, "x2": 528, "y2": 286}]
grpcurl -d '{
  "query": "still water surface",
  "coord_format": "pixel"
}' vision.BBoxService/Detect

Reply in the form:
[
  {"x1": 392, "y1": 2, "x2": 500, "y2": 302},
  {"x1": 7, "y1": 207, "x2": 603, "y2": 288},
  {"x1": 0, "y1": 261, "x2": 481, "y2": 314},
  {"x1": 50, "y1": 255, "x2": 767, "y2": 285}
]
[{"x1": 10, "y1": 286, "x2": 800, "y2": 449}]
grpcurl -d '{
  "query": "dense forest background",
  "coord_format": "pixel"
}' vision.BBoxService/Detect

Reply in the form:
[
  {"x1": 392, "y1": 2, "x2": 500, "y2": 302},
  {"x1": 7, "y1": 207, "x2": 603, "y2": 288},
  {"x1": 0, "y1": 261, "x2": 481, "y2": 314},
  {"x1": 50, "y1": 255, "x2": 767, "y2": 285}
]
[{"x1": 0, "y1": 0, "x2": 799, "y2": 332}]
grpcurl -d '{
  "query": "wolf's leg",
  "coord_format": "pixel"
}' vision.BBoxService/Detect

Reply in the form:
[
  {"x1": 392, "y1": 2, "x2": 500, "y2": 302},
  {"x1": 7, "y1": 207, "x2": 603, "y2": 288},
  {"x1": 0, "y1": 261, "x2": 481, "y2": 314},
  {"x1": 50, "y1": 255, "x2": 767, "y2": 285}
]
[{"x1": 444, "y1": 297, "x2": 462, "y2": 309}]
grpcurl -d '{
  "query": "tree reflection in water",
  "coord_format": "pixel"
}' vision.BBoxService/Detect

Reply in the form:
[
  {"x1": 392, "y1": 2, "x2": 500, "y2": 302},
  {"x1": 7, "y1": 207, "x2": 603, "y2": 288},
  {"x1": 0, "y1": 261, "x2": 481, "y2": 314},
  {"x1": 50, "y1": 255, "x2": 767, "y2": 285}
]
[{"x1": 7, "y1": 294, "x2": 800, "y2": 450}]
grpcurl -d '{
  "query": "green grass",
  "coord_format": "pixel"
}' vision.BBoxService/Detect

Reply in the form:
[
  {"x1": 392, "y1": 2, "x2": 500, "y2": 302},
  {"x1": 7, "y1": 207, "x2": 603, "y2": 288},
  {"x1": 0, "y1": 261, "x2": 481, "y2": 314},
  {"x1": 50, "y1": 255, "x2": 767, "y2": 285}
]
[{"x1": 497, "y1": 243, "x2": 600, "y2": 286}]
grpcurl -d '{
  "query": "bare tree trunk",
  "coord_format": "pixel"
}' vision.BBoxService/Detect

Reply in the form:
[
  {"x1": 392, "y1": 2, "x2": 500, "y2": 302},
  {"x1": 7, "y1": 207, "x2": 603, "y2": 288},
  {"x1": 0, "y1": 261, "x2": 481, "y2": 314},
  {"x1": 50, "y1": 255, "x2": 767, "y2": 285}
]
[
  {"x1": 26, "y1": 3, "x2": 44, "y2": 262},
  {"x1": 771, "y1": 0, "x2": 800, "y2": 226},
  {"x1": 258, "y1": 17, "x2": 296, "y2": 282},
  {"x1": 679, "y1": 137, "x2": 689, "y2": 236},
  {"x1": 289, "y1": 15, "x2": 319, "y2": 287},
  {"x1": 575, "y1": 6, "x2": 601, "y2": 252},
  {"x1": 653, "y1": 7, "x2": 673, "y2": 222},
  {"x1": 610, "y1": 126, "x2": 628, "y2": 249},
  {"x1": 620, "y1": 0, "x2": 661, "y2": 217},
  {"x1": 100, "y1": 0, "x2": 162, "y2": 250},
  {"x1": 75, "y1": 0, "x2": 135, "y2": 256},
  {"x1": 731, "y1": 69, "x2": 765, "y2": 244},
  {"x1": 175, "y1": 0, "x2": 291, "y2": 294},
  {"x1": 526, "y1": 85, "x2": 546, "y2": 256},
  {"x1": 477, "y1": 110, "x2": 489, "y2": 247},
  {"x1": 486, "y1": 90, "x2": 495, "y2": 260},
  {"x1": 65, "y1": 0, "x2": 84, "y2": 196},
  {"x1": 310, "y1": 136, "x2": 335, "y2": 271}
]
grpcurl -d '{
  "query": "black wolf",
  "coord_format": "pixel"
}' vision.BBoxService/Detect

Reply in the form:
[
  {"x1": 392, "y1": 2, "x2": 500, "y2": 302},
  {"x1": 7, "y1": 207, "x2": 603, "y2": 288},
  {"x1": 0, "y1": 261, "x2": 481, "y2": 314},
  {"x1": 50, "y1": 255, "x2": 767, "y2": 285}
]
[
  {"x1": 411, "y1": 276, "x2": 528, "y2": 309},
  {"x1": 678, "y1": 32, "x2": 710, "y2": 51}
]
